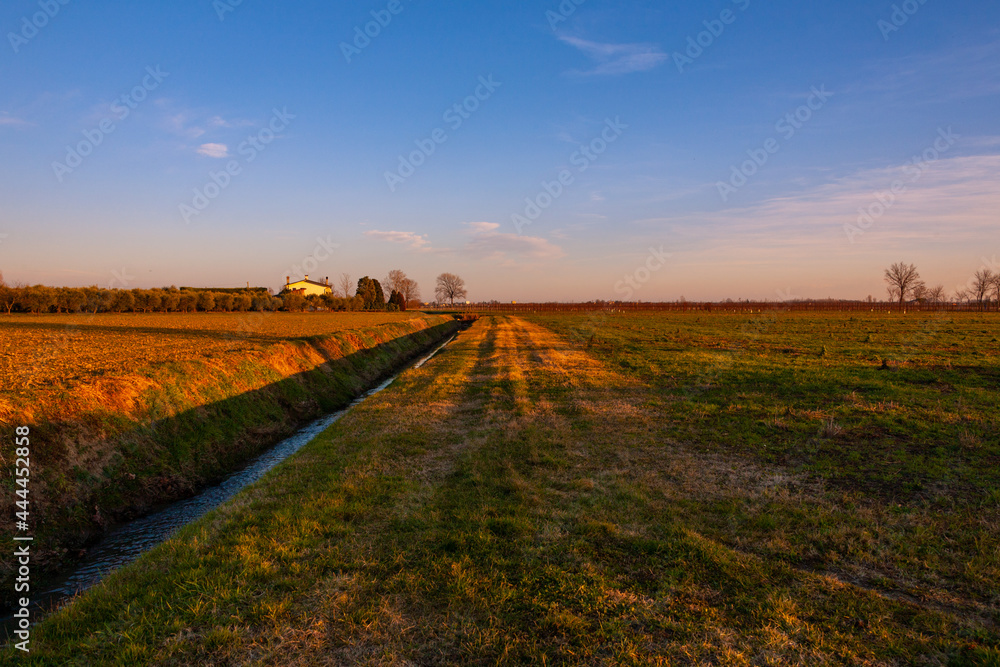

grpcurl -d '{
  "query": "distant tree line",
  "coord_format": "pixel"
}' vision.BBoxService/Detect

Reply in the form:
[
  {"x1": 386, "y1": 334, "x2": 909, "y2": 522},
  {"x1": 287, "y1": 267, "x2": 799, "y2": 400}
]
[
  {"x1": 884, "y1": 261, "x2": 1000, "y2": 311},
  {"x1": 0, "y1": 282, "x2": 283, "y2": 314},
  {"x1": 0, "y1": 269, "x2": 471, "y2": 315}
]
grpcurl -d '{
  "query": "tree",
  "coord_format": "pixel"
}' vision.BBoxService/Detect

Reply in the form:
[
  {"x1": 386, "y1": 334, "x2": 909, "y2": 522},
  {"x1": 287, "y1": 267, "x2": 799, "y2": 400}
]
[
  {"x1": 356, "y1": 277, "x2": 386, "y2": 311},
  {"x1": 992, "y1": 273, "x2": 1000, "y2": 312},
  {"x1": 435, "y1": 273, "x2": 467, "y2": 306},
  {"x1": 178, "y1": 291, "x2": 198, "y2": 313},
  {"x1": 112, "y1": 289, "x2": 135, "y2": 313},
  {"x1": 0, "y1": 272, "x2": 18, "y2": 314},
  {"x1": 22, "y1": 285, "x2": 55, "y2": 313},
  {"x1": 83, "y1": 286, "x2": 103, "y2": 314},
  {"x1": 883, "y1": 262, "x2": 922, "y2": 307},
  {"x1": 250, "y1": 293, "x2": 270, "y2": 312},
  {"x1": 234, "y1": 293, "x2": 253, "y2": 312},
  {"x1": 926, "y1": 285, "x2": 946, "y2": 305},
  {"x1": 162, "y1": 289, "x2": 181, "y2": 313},
  {"x1": 383, "y1": 269, "x2": 407, "y2": 295},
  {"x1": 215, "y1": 293, "x2": 235, "y2": 312},
  {"x1": 401, "y1": 278, "x2": 420, "y2": 305},
  {"x1": 338, "y1": 273, "x2": 353, "y2": 299},
  {"x1": 282, "y1": 290, "x2": 307, "y2": 312},
  {"x1": 971, "y1": 269, "x2": 994, "y2": 311},
  {"x1": 196, "y1": 291, "x2": 215, "y2": 312},
  {"x1": 384, "y1": 269, "x2": 421, "y2": 306},
  {"x1": 388, "y1": 290, "x2": 406, "y2": 312}
]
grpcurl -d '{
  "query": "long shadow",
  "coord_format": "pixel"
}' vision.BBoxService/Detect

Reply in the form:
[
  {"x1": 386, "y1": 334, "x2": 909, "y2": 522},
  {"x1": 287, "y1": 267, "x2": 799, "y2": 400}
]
[{"x1": 0, "y1": 320, "x2": 462, "y2": 608}]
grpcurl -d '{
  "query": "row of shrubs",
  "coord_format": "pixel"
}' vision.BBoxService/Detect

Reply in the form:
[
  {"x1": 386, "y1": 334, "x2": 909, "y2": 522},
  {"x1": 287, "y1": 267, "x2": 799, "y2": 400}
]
[{"x1": 0, "y1": 285, "x2": 414, "y2": 314}]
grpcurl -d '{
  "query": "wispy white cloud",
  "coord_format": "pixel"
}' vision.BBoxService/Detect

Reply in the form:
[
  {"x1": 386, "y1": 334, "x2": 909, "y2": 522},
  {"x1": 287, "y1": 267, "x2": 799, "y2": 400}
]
[
  {"x1": 197, "y1": 143, "x2": 229, "y2": 158},
  {"x1": 0, "y1": 114, "x2": 30, "y2": 128},
  {"x1": 845, "y1": 39, "x2": 1000, "y2": 106},
  {"x1": 164, "y1": 112, "x2": 206, "y2": 140},
  {"x1": 638, "y1": 153, "x2": 1000, "y2": 260},
  {"x1": 463, "y1": 222, "x2": 565, "y2": 262},
  {"x1": 364, "y1": 224, "x2": 565, "y2": 264},
  {"x1": 558, "y1": 35, "x2": 668, "y2": 76},
  {"x1": 364, "y1": 230, "x2": 433, "y2": 251},
  {"x1": 161, "y1": 108, "x2": 251, "y2": 142}
]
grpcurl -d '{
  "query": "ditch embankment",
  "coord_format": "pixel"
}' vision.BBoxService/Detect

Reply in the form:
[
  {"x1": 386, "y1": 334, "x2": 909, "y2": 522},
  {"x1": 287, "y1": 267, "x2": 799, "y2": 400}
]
[{"x1": 0, "y1": 315, "x2": 461, "y2": 597}]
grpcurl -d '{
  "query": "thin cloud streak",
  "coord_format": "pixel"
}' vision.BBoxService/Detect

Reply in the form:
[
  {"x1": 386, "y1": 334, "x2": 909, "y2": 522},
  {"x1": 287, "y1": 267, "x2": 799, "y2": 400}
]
[
  {"x1": 364, "y1": 224, "x2": 565, "y2": 265},
  {"x1": 463, "y1": 222, "x2": 565, "y2": 263},
  {"x1": 638, "y1": 154, "x2": 1000, "y2": 260},
  {"x1": 197, "y1": 143, "x2": 229, "y2": 158},
  {"x1": 0, "y1": 114, "x2": 30, "y2": 128},
  {"x1": 364, "y1": 230, "x2": 433, "y2": 251},
  {"x1": 558, "y1": 35, "x2": 668, "y2": 76}
]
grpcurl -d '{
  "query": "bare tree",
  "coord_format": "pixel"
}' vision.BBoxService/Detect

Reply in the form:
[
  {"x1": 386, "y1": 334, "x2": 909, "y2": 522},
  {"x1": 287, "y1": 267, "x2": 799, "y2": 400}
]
[
  {"x1": 338, "y1": 272, "x2": 353, "y2": 299},
  {"x1": 401, "y1": 278, "x2": 420, "y2": 304},
  {"x1": 435, "y1": 273, "x2": 467, "y2": 306},
  {"x1": 992, "y1": 273, "x2": 1000, "y2": 311},
  {"x1": 383, "y1": 269, "x2": 406, "y2": 294},
  {"x1": 926, "y1": 285, "x2": 946, "y2": 304},
  {"x1": 884, "y1": 262, "x2": 922, "y2": 307},
  {"x1": 382, "y1": 270, "x2": 422, "y2": 304},
  {"x1": 0, "y1": 272, "x2": 16, "y2": 314},
  {"x1": 971, "y1": 269, "x2": 994, "y2": 311}
]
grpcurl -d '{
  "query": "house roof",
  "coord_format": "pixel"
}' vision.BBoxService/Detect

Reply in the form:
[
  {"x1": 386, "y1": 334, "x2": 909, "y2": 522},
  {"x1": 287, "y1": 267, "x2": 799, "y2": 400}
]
[{"x1": 288, "y1": 279, "x2": 330, "y2": 288}]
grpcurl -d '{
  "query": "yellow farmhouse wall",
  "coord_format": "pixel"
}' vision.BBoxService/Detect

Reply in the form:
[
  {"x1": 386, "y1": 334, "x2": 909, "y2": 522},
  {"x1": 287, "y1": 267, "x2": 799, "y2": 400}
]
[{"x1": 287, "y1": 281, "x2": 332, "y2": 297}]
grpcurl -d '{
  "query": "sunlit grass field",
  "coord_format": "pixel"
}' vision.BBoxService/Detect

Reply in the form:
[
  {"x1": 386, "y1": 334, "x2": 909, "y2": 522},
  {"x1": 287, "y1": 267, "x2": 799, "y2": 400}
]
[
  {"x1": 7, "y1": 314, "x2": 998, "y2": 665},
  {"x1": 528, "y1": 311, "x2": 1000, "y2": 620}
]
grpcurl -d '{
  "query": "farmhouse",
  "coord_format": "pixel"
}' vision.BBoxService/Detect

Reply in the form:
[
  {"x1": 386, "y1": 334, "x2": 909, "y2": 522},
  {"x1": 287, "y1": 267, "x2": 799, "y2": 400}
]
[{"x1": 285, "y1": 275, "x2": 333, "y2": 297}]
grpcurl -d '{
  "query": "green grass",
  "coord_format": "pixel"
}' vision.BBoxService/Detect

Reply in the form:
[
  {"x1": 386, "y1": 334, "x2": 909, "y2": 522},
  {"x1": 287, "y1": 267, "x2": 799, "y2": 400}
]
[
  {"x1": 528, "y1": 311, "x2": 1000, "y2": 617},
  {"x1": 6, "y1": 314, "x2": 998, "y2": 665}
]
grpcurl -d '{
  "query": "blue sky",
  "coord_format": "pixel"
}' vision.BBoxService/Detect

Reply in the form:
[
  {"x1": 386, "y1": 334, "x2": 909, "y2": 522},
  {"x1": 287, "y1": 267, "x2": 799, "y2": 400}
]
[{"x1": 1, "y1": 0, "x2": 998, "y2": 301}]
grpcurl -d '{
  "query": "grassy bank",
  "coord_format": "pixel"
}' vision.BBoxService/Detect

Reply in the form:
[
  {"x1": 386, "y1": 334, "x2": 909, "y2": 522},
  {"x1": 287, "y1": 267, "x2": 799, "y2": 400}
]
[
  {"x1": 0, "y1": 313, "x2": 458, "y2": 590},
  {"x1": 10, "y1": 316, "x2": 996, "y2": 664}
]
